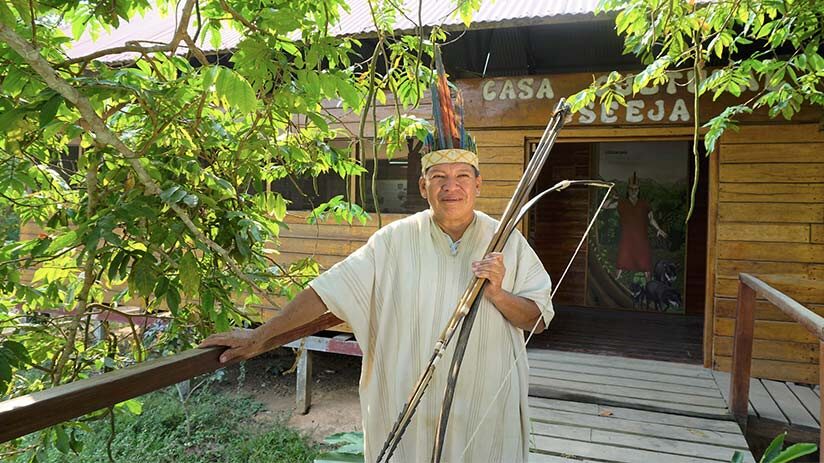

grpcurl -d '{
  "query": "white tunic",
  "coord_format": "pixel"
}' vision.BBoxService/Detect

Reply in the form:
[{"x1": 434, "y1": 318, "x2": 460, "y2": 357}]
[{"x1": 310, "y1": 210, "x2": 553, "y2": 462}]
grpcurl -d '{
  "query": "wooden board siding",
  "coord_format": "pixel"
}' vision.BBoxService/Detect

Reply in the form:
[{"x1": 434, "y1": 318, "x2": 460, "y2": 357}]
[
  {"x1": 686, "y1": 150, "x2": 710, "y2": 316},
  {"x1": 277, "y1": 212, "x2": 403, "y2": 266},
  {"x1": 711, "y1": 123, "x2": 824, "y2": 384},
  {"x1": 11, "y1": 63, "x2": 823, "y2": 383},
  {"x1": 530, "y1": 142, "x2": 591, "y2": 306}
]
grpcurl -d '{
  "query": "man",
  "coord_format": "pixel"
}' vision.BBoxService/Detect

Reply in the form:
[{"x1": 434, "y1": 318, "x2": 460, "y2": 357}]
[
  {"x1": 200, "y1": 153, "x2": 552, "y2": 461},
  {"x1": 201, "y1": 50, "x2": 553, "y2": 462},
  {"x1": 604, "y1": 171, "x2": 667, "y2": 281}
]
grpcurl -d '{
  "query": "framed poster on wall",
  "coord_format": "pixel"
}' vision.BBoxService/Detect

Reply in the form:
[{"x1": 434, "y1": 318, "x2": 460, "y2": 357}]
[{"x1": 587, "y1": 141, "x2": 690, "y2": 313}]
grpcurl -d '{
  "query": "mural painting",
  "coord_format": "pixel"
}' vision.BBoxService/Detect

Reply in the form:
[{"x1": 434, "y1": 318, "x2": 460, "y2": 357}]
[{"x1": 587, "y1": 142, "x2": 690, "y2": 313}]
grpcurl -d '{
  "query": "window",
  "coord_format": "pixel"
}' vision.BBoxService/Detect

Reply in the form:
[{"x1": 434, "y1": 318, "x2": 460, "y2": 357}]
[{"x1": 357, "y1": 138, "x2": 428, "y2": 214}]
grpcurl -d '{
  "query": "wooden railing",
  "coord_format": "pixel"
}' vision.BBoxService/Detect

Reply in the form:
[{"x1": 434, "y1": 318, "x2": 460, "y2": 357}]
[
  {"x1": 730, "y1": 273, "x2": 823, "y2": 454},
  {"x1": 0, "y1": 312, "x2": 342, "y2": 442}
]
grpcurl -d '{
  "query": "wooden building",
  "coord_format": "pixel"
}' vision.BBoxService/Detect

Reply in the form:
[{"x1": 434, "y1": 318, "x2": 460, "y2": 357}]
[
  {"x1": 274, "y1": 9, "x2": 824, "y2": 384},
  {"x1": 28, "y1": 2, "x2": 824, "y2": 385}
]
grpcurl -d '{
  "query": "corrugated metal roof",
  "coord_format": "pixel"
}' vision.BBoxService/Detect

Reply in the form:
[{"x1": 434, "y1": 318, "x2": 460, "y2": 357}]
[
  {"x1": 65, "y1": 0, "x2": 600, "y2": 63},
  {"x1": 332, "y1": 0, "x2": 600, "y2": 37},
  {"x1": 65, "y1": 6, "x2": 243, "y2": 63}
]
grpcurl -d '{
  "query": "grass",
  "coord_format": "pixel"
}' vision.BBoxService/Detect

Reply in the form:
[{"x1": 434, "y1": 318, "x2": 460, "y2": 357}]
[{"x1": 30, "y1": 384, "x2": 318, "y2": 463}]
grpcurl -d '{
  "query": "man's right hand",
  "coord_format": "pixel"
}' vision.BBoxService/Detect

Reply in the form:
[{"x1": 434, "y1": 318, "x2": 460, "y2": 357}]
[{"x1": 198, "y1": 328, "x2": 262, "y2": 364}]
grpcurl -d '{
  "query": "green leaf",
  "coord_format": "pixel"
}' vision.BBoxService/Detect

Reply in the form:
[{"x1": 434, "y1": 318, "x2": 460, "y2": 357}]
[
  {"x1": 39, "y1": 95, "x2": 63, "y2": 128},
  {"x1": 170, "y1": 188, "x2": 187, "y2": 204},
  {"x1": 130, "y1": 255, "x2": 156, "y2": 297},
  {"x1": 117, "y1": 253, "x2": 132, "y2": 280},
  {"x1": 201, "y1": 288, "x2": 215, "y2": 315},
  {"x1": 319, "y1": 73, "x2": 337, "y2": 98},
  {"x1": 179, "y1": 252, "x2": 200, "y2": 297},
  {"x1": 108, "y1": 250, "x2": 126, "y2": 282},
  {"x1": 0, "y1": 1, "x2": 15, "y2": 27},
  {"x1": 160, "y1": 185, "x2": 182, "y2": 202},
  {"x1": 214, "y1": 308, "x2": 229, "y2": 332},
  {"x1": 216, "y1": 68, "x2": 257, "y2": 114},
  {"x1": 809, "y1": 53, "x2": 824, "y2": 72},
  {"x1": 119, "y1": 398, "x2": 143, "y2": 415},
  {"x1": 54, "y1": 425, "x2": 70, "y2": 453},
  {"x1": 46, "y1": 230, "x2": 78, "y2": 254},
  {"x1": 768, "y1": 443, "x2": 818, "y2": 463},
  {"x1": 271, "y1": 193, "x2": 287, "y2": 221},
  {"x1": 324, "y1": 431, "x2": 364, "y2": 446},
  {"x1": 0, "y1": 358, "x2": 12, "y2": 383},
  {"x1": 0, "y1": 108, "x2": 22, "y2": 130},
  {"x1": 166, "y1": 286, "x2": 181, "y2": 315},
  {"x1": 307, "y1": 112, "x2": 329, "y2": 132},
  {"x1": 761, "y1": 433, "x2": 786, "y2": 463},
  {"x1": 313, "y1": 453, "x2": 364, "y2": 463},
  {"x1": 10, "y1": 0, "x2": 30, "y2": 23},
  {"x1": 182, "y1": 194, "x2": 198, "y2": 207},
  {"x1": 336, "y1": 78, "x2": 361, "y2": 109},
  {"x1": 234, "y1": 231, "x2": 251, "y2": 257},
  {"x1": 209, "y1": 26, "x2": 222, "y2": 51},
  {"x1": 303, "y1": 70, "x2": 320, "y2": 97},
  {"x1": 3, "y1": 340, "x2": 30, "y2": 365}
]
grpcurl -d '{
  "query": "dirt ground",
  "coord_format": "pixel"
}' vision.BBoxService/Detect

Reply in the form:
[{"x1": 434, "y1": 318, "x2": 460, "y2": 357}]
[{"x1": 214, "y1": 347, "x2": 363, "y2": 442}]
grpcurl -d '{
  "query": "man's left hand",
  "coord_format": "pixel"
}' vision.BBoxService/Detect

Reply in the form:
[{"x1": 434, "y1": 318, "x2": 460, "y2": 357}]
[{"x1": 472, "y1": 252, "x2": 506, "y2": 300}]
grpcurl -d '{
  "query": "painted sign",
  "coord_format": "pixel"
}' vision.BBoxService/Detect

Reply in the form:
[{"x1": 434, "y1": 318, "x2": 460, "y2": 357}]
[{"x1": 461, "y1": 70, "x2": 759, "y2": 128}]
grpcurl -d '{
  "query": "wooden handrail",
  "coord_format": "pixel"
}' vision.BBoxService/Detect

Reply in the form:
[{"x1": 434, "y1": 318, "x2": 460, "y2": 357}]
[
  {"x1": 729, "y1": 273, "x2": 823, "y2": 461},
  {"x1": 0, "y1": 312, "x2": 342, "y2": 443},
  {"x1": 739, "y1": 274, "x2": 824, "y2": 340}
]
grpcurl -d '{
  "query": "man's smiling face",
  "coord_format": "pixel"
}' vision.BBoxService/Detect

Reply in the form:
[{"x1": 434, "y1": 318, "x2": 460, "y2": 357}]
[{"x1": 419, "y1": 162, "x2": 482, "y2": 224}]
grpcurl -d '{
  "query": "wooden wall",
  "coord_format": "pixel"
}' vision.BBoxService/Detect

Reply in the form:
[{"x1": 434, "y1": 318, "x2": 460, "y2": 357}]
[
  {"x1": 710, "y1": 123, "x2": 824, "y2": 383},
  {"x1": 530, "y1": 142, "x2": 591, "y2": 306},
  {"x1": 12, "y1": 65, "x2": 824, "y2": 384}
]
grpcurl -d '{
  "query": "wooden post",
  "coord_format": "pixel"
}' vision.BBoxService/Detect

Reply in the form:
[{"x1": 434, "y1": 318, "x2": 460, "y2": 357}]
[
  {"x1": 93, "y1": 320, "x2": 107, "y2": 344},
  {"x1": 296, "y1": 344, "x2": 312, "y2": 414},
  {"x1": 818, "y1": 341, "x2": 824, "y2": 463},
  {"x1": 730, "y1": 279, "x2": 756, "y2": 424}
]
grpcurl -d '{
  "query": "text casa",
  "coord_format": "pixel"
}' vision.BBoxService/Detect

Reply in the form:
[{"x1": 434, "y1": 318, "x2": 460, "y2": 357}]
[{"x1": 480, "y1": 72, "x2": 715, "y2": 124}]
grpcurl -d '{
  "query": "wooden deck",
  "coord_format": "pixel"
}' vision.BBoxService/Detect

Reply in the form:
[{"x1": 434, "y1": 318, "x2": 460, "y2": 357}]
[
  {"x1": 527, "y1": 349, "x2": 756, "y2": 462},
  {"x1": 713, "y1": 370, "x2": 821, "y2": 442},
  {"x1": 528, "y1": 306, "x2": 704, "y2": 364}
]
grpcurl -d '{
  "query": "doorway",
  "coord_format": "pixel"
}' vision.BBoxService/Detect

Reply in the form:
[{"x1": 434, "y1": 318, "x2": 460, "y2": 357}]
[{"x1": 527, "y1": 140, "x2": 708, "y2": 363}]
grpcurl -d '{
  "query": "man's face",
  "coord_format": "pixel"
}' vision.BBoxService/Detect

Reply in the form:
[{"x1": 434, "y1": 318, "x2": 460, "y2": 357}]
[
  {"x1": 419, "y1": 163, "x2": 482, "y2": 222},
  {"x1": 628, "y1": 185, "x2": 640, "y2": 201}
]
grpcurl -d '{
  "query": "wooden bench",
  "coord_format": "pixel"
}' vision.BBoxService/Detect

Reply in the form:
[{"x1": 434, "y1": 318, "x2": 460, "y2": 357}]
[{"x1": 284, "y1": 333, "x2": 362, "y2": 414}]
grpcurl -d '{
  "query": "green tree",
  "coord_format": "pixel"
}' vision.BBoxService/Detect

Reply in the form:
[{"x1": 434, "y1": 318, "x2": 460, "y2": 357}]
[
  {"x1": 0, "y1": 0, "x2": 445, "y2": 459},
  {"x1": 569, "y1": 0, "x2": 824, "y2": 218}
]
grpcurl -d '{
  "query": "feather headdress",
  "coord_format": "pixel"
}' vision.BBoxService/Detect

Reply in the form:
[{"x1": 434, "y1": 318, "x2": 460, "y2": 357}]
[{"x1": 421, "y1": 45, "x2": 478, "y2": 173}]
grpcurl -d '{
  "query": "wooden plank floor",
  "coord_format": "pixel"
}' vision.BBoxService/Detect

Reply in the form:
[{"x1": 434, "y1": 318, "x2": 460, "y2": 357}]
[
  {"x1": 528, "y1": 349, "x2": 729, "y2": 418},
  {"x1": 713, "y1": 370, "x2": 820, "y2": 441},
  {"x1": 528, "y1": 306, "x2": 704, "y2": 364},
  {"x1": 528, "y1": 350, "x2": 755, "y2": 462}
]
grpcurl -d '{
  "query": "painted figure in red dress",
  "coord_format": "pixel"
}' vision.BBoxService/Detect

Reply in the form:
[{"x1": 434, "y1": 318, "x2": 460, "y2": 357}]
[{"x1": 603, "y1": 172, "x2": 667, "y2": 281}]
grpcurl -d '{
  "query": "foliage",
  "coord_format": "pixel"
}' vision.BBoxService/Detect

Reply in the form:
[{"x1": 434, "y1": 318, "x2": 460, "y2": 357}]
[
  {"x1": 731, "y1": 432, "x2": 817, "y2": 463},
  {"x1": 10, "y1": 384, "x2": 318, "y2": 463},
  {"x1": 569, "y1": 0, "x2": 824, "y2": 218},
  {"x1": 315, "y1": 431, "x2": 365, "y2": 462},
  {"x1": 0, "y1": 0, "x2": 461, "y2": 458}
]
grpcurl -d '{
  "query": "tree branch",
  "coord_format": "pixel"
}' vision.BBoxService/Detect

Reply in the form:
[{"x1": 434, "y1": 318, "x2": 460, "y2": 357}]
[
  {"x1": 0, "y1": 21, "x2": 282, "y2": 311},
  {"x1": 57, "y1": 0, "x2": 197, "y2": 67}
]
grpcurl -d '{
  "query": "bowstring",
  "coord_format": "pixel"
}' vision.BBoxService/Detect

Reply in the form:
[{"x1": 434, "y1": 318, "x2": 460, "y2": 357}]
[{"x1": 457, "y1": 183, "x2": 613, "y2": 460}]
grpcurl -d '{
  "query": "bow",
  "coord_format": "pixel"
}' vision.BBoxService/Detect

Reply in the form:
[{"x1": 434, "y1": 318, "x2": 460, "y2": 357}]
[
  {"x1": 375, "y1": 99, "x2": 615, "y2": 462},
  {"x1": 451, "y1": 179, "x2": 613, "y2": 462}
]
